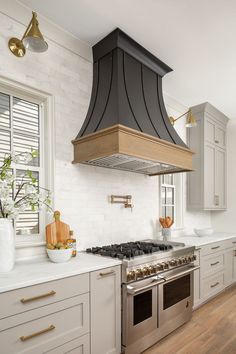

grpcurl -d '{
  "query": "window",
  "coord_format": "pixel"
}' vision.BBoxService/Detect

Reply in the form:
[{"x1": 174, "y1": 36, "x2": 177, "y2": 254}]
[
  {"x1": 160, "y1": 174, "x2": 183, "y2": 229},
  {"x1": 0, "y1": 84, "x2": 51, "y2": 244},
  {"x1": 160, "y1": 174, "x2": 175, "y2": 221}
]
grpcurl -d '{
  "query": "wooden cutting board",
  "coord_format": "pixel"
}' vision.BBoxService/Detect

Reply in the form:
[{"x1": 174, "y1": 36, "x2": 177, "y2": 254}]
[{"x1": 46, "y1": 211, "x2": 70, "y2": 244}]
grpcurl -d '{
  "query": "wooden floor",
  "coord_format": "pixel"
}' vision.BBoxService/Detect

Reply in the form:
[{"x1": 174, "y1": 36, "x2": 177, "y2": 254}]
[{"x1": 144, "y1": 285, "x2": 236, "y2": 354}]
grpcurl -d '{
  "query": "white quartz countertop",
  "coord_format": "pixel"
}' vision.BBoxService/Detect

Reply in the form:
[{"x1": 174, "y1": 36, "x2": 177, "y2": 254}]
[
  {"x1": 174, "y1": 232, "x2": 236, "y2": 247},
  {"x1": 0, "y1": 253, "x2": 122, "y2": 294}
]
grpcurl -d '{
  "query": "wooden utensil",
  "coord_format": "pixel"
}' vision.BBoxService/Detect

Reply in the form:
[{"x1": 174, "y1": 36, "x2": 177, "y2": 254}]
[
  {"x1": 159, "y1": 216, "x2": 174, "y2": 228},
  {"x1": 46, "y1": 211, "x2": 70, "y2": 244}
]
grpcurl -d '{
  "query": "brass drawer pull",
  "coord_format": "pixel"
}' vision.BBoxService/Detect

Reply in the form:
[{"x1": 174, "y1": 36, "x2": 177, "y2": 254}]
[
  {"x1": 211, "y1": 246, "x2": 220, "y2": 250},
  {"x1": 99, "y1": 270, "x2": 115, "y2": 277},
  {"x1": 211, "y1": 261, "x2": 220, "y2": 266},
  {"x1": 20, "y1": 324, "x2": 55, "y2": 342},
  {"x1": 211, "y1": 282, "x2": 219, "y2": 288},
  {"x1": 21, "y1": 290, "x2": 56, "y2": 304},
  {"x1": 232, "y1": 241, "x2": 236, "y2": 244}
]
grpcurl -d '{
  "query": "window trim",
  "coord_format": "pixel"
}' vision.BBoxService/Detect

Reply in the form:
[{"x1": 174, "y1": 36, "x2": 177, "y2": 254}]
[
  {"x1": 0, "y1": 75, "x2": 55, "y2": 247},
  {"x1": 159, "y1": 173, "x2": 184, "y2": 230}
]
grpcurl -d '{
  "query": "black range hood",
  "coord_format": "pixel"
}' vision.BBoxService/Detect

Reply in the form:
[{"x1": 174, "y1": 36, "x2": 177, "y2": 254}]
[{"x1": 72, "y1": 28, "x2": 193, "y2": 175}]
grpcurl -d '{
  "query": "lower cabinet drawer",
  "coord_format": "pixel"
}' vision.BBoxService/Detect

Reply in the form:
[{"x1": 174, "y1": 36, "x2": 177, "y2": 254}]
[
  {"x1": 225, "y1": 238, "x2": 236, "y2": 250},
  {"x1": 45, "y1": 333, "x2": 90, "y2": 354},
  {"x1": 0, "y1": 273, "x2": 89, "y2": 320},
  {"x1": 202, "y1": 273, "x2": 224, "y2": 299},
  {"x1": 201, "y1": 254, "x2": 224, "y2": 277},
  {"x1": 200, "y1": 241, "x2": 224, "y2": 256},
  {"x1": 0, "y1": 293, "x2": 89, "y2": 354}
]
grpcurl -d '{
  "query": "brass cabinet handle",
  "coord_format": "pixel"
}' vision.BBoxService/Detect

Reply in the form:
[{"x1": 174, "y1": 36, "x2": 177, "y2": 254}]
[
  {"x1": 211, "y1": 282, "x2": 219, "y2": 288},
  {"x1": 99, "y1": 270, "x2": 115, "y2": 277},
  {"x1": 21, "y1": 290, "x2": 56, "y2": 304},
  {"x1": 211, "y1": 246, "x2": 220, "y2": 250},
  {"x1": 20, "y1": 324, "x2": 55, "y2": 342},
  {"x1": 211, "y1": 261, "x2": 220, "y2": 266},
  {"x1": 232, "y1": 241, "x2": 236, "y2": 244}
]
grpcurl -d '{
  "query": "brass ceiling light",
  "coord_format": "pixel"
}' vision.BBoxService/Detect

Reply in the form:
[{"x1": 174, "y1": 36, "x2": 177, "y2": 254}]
[
  {"x1": 169, "y1": 109, "x2": 197, "y2": 128},
  {"x1": 8, "y1": 12, "x2": 48, "y2": 58}
]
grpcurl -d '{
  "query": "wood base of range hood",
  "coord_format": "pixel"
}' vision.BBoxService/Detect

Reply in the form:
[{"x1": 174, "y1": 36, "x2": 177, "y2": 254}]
[{"x1": 72, "y1": 125, "x2": 194, "y2": 176}]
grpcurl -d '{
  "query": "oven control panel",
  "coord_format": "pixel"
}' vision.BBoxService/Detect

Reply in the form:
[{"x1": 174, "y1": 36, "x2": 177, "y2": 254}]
[{"x1": 126, "y1": 254, "x2": 196, "y2": 282}]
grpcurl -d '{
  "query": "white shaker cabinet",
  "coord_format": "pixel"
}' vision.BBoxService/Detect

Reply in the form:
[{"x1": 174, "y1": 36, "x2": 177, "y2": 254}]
[
  {"x1": 90, "y1": 265, "x2": 121, "y2": 354},
  {"x1": 193, "y1": 237, "x2": 236, "y2": 308},
  {"x1": 187, "y1": 102, "x2": 229, "y2": 210}
]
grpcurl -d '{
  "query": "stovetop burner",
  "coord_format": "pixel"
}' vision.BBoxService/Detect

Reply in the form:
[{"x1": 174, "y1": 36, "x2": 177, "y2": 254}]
[{"x1": 86, "y1": 241, "x2": 173, "y2": 260}]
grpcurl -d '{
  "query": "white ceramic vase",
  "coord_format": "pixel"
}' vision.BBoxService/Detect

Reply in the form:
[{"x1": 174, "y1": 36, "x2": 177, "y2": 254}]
[{"x1": 0, "y1": 218, "x2": 15, "y2": 272}]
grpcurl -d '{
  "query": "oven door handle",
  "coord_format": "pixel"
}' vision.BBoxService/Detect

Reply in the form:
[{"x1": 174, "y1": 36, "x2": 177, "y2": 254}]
[
  {"x1": 126, "y1": 277, "x2": 165, "y2": 295},
  {"x1": 160, "y1": 265, "x2": 200, "y2": 282}
]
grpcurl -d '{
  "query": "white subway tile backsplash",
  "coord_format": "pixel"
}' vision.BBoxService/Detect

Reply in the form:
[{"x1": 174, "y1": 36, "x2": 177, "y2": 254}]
[{"x1": 0, "y1": 12, "x2": 211, "y2": 259}]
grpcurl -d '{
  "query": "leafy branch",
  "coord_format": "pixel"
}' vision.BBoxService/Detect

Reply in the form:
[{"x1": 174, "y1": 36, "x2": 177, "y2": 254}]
[{"x1": 0, "y1": 151, "x2": 52, "y2": 219}]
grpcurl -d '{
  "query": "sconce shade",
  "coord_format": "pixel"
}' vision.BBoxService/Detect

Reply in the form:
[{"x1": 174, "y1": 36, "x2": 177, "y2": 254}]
[
  {"x1": 186, "y1": 110, "x2": 197, "y2": 128},
  {"x1": 22, "y1": 13, "x2": 48, "y2": 52}
]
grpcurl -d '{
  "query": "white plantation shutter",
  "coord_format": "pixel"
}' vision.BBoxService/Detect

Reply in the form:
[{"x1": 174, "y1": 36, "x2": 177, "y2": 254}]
[{"x1": 0, "y1": 91, "x2": 43, "y2": 237}]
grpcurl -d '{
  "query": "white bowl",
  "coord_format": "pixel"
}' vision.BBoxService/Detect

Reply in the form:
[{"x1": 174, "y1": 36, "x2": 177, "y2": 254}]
[
  {"x1": 46, "y1": 248, "x2": 73, "y2": 263},
  {"x1": 194, "y1": 228, "x2": 214, "y2": 237}
]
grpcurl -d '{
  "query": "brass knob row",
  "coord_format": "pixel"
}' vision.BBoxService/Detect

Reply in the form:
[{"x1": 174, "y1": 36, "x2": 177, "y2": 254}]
[{"x1": 126, "y1": 254, "x2": 196, "y2": 281}]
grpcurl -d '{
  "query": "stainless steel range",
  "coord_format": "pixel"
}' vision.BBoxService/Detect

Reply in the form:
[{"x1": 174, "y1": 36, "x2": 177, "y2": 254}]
[{"x1": 86, "y1": 239, "x2": 199, "y2": 354}]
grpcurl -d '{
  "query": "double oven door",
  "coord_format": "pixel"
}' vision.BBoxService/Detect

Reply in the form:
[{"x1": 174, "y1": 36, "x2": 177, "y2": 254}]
[{"x1": 122, "y1": 265, "x2": 199, "y2": 349}]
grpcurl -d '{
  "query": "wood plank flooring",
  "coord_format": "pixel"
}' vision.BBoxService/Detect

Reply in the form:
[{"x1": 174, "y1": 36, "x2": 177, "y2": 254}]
[{"x1": 144, "y1": 285, "x2": 236, "y2": 354}]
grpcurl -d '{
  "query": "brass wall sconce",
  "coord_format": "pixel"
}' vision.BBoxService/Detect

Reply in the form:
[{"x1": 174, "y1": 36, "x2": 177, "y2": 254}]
[
  {"x1": 110, "y1": 195, "x2": 133, "y2": 210},
  {"x1": 8, "y1": 11, "x2": 48, "y2": 58},
  {"x1": 169, "y1": 109, "x2": 197, "y2": 128}
]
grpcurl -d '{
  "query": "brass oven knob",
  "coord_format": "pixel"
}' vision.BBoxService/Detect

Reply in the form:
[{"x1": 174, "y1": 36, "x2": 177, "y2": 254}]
[
  {"x1": 148, "y1": 265, "x2": 156, "y2": 274},
  {"x1": 161, "y1": 262, "x2": 169, "y2": 270},
  {"x1": 135, "y1": 268, "x2": 143, "y2": 280},
  {"x1": 163, "y1": 262, "x2": 169, "y2": 270},
  {"x1": 155, "y1": 264, "x2": 162, "y2": 271},
  {"x1": 177, "y1": 258, "x2": 183, "y2": 265},
  {"x1": 170, "y1": 259, "x2": 177, "y2": 266},
  {"x1": 142, "y1": 267, "x2": 150, "y2": 276},
  {"x1": 127, "y1": 270, "x2": 136, "y2": 282},
  {"x1": 158, "y1": 263, "x2": 165, "y2": 271}
]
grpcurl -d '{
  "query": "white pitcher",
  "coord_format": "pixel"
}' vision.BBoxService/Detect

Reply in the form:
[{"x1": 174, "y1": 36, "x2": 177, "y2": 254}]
[{"x1": 0, "y1": 219, "x2": 15, "y2": 272}]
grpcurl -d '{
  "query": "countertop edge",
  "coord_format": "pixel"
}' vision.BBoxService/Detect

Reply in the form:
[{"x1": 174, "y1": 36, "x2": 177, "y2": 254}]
[
  {"x1": 0, "y1": 253, "x2": 122, "y2": 294},
  {"x1": 174, "y1": 233, "x2": 236, "y2": 247}
]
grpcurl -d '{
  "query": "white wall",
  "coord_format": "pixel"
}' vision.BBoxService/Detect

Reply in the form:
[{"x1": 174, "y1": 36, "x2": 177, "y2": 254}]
[
  {"x1": 0, "y1": 10, "x2": 212, "y2": 260},
  {"x1": 211, "y1": 120, "x2": 236, "y2": 232}
]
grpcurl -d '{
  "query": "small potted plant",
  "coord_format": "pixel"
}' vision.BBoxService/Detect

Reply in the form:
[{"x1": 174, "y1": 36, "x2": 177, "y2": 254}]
[{"x1": 0, "y1": 151, "x2": 52, "y2": 272}]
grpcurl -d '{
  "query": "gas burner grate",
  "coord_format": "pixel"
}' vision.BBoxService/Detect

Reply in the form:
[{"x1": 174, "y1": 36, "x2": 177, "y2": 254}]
[{"x1": 86, "y1": 241, "x2": 173, "y2": 260}]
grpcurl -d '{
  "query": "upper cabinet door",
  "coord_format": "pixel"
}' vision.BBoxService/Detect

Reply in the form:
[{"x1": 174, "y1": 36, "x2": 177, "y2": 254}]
[
  {"x1": 205, "y1": 117, "x2": 226, "y2": 149},
  {"x1": 187, "y1": 102, "x2": 229, "y2": 211},
  {"x1": 205, "y1": 118, "x2": 216, "y2": 146},
  {"x1": 215, "y1": 125, "x2": 226, "y2": 149},
  {"x1": 204, "y1": 144, "x2": 216, "y2": 209},
  {"x1": 215, "y1": 148, "x2": 226, "y2": 209}
]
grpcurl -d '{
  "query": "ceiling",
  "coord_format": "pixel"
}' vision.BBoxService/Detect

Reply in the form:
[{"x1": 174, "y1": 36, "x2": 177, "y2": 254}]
[{"x1": 19, "y1": 0, "x2": 236, "y2": 118}]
